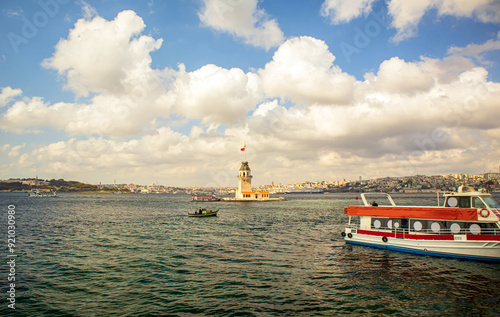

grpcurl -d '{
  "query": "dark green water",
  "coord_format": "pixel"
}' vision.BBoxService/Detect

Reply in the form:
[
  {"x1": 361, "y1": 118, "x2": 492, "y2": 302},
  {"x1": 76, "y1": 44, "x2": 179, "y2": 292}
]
[{"x1": 0, "y1": 192, "x2": 499, "y2": 316}]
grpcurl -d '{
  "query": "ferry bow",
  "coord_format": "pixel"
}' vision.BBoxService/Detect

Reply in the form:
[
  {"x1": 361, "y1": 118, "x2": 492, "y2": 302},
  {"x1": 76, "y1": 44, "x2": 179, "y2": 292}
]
[{"x1": 342, "y1": 186, "x2": 500, "y2": 261}]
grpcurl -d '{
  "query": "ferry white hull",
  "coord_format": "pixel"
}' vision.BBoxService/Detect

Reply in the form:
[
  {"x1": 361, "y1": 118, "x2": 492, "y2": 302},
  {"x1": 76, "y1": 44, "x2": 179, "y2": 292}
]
[{"x1": 344, "y1": 230, "x2": 500, "y2": 261}]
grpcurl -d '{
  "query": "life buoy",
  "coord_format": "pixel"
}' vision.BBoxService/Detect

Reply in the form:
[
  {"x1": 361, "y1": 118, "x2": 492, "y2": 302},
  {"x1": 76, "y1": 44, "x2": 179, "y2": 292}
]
[
  {"x1": 347, "y1": 233, "x2": 353, "y2": 238},
  {"x1": 341, "y1": 232, "x2": 346, "y2": 237},
  {"x1": 479, "y1": 208, "x2": 490, "y2": 218},
  {"x1": 382, "y1": 236, "x2": 388, "y2": 243}
]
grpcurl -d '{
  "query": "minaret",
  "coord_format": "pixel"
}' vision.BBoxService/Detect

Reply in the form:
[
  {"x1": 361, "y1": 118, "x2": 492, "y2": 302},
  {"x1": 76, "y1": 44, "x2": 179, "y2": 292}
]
[{"x1": 236, "y1": 161, "x2": 253, "y2": 198}]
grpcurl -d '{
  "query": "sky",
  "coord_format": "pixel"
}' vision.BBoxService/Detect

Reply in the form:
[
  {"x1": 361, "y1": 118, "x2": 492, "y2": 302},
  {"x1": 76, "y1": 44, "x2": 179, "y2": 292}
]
[{"x1": 0, "y1": 0, "x2": 499, "y2": 187}]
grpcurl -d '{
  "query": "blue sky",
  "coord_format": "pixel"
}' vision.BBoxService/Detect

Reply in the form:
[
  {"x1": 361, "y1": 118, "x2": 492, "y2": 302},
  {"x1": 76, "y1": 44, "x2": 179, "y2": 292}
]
[{"x1": 1, "y1": 0, "x2": 499, "y2": 186}]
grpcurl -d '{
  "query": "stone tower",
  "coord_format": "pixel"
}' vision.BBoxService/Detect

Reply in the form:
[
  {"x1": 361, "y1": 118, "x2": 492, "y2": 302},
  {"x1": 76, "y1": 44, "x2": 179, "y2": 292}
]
[{"x1": 237, "y1": 161, "x2": 253, "y2": 198}]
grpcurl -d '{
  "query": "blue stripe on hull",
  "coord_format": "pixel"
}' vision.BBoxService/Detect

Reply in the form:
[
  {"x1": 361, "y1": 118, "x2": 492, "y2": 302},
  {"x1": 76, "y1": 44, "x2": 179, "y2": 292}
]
[{"x1": 346, "y1": 240, "x2": 500, "y2": 262}]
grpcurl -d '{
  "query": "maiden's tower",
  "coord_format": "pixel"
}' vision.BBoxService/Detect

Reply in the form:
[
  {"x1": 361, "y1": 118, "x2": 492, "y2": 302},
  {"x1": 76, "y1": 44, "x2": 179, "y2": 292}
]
[{"x1": 222, "y1": 161, "x2": 284, "y2": 201}]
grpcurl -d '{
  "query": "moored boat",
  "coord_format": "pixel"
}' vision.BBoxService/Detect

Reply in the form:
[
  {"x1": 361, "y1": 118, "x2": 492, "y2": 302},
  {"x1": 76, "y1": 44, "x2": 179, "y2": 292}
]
[
  {"x1": 188, "y1": 208, "x2": 219, "y2": 217},
  {"x1": 29, "y1": 189, "x2": 58, "y2": 197},
  {"x1": 342, "y1": 186, "x2": 500, "y2": 261},
  {"x1": 191, "y1": 194, "x2": 220, "y2": 202}
]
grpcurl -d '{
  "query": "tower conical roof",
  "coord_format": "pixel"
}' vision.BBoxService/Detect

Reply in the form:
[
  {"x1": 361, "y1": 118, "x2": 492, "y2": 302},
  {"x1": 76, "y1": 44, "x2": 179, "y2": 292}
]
[{"x1": 239, "y1": 161, "x2": 251, "y2": 171}]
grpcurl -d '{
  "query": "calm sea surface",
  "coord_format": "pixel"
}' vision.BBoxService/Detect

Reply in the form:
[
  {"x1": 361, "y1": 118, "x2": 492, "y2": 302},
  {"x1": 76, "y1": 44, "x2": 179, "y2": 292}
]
[{"x1": 1, "y1": 192, "x2": 499, "y2": 316}]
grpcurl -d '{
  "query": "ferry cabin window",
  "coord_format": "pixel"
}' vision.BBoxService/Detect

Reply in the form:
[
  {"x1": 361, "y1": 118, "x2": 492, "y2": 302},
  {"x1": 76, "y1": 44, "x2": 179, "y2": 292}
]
[
  {"x1": 446, "y1": 197, "x2": 472, "y2": 208},
  {"x1": 459, "y1": 197, "x2": 470, "y2": 208},
  {"x1": 446, "y1": 197, "x2": 458, "y2": 207},
  {"x1": 483, "y1": 197, "x2": 500, "y2": 209},
  {"x1": 472, "y1": 197, "x2": 486, "y2": 208},
  {"x1": 371, "y1": 218, "x2": 408, "y2": 230},
  {"x1": 370, "y1": 219, "x2": 500, "y2": 234},
  {"x1": 349, "y1": 216, "x2": 360, "y2": 226}
]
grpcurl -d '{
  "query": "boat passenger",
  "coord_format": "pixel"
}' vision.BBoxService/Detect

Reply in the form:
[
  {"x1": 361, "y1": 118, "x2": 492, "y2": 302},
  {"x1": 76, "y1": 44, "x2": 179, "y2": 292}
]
[
  {"x1": 371, "y1": 201, "x2": 378, "y2": 206},
  {"x1": 401, "y1": 218, "x2": 408, "y2": 228}
]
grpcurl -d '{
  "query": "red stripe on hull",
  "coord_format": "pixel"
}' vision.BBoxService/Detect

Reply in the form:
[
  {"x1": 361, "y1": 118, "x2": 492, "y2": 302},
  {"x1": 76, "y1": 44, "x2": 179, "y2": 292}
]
[
  {"x1": 465, "y1": 235, "x2": 500, "y2": 241},
  {"x1": 356, "y1": 229, "x2": 500, "y2": 241}
]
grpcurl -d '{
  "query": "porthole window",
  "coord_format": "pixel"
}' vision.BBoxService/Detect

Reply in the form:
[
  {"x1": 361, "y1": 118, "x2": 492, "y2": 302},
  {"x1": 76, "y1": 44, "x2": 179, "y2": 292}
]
[
  {"x1": 469, "y1": 224, "x2": 481, "y2": 235},
  {"x1": 413, "y1": 221, "x2": 422, "y2": 231},
  {"x1": 450, "y1": 223, "x2": 461, "y2": 234},
  {"x1": 447, "y1": 197, "x2": 458, "y2": 207},
  {"x1": 431, "y1": 222, "x2": 441, "y2": 233},
  {"x1": 387, "y1": 220, "x2": 393, "y2": 229},
  {"x1": 373, "y1": 220, "x2": 381, "y2": 229},
  {"x1": 394, "y1": 221, "x2": 400, "y2": 229}
]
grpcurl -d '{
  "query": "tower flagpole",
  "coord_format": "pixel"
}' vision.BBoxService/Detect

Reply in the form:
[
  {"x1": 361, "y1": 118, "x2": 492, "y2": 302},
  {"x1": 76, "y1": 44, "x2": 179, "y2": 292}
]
[{"x1": 241, "y1": 141, "x2": 246, "y2": 161}]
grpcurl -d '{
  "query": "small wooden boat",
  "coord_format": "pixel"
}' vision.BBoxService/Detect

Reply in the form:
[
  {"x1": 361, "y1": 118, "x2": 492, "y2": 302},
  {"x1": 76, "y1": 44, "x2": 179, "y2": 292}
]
[{"x1": 188, "y1": 208, "x2": 219, "y2": 217}]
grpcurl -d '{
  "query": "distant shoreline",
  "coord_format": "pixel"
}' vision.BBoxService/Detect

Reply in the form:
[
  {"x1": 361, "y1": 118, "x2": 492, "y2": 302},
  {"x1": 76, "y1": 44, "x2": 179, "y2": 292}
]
[{"x1": 0, "y1": 190, "x2": 130, "y2": 193}]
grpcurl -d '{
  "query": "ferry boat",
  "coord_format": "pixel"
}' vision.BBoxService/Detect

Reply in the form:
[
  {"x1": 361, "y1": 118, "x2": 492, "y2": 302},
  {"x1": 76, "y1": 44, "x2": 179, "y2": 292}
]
[
  {"x1": 342, "y1": 186, "x2": 500, "y2": 261},
  {"x1": 28, "y1": 189, "x2": 58, "y2": 197},
  {"x1": 191, "y1": 194, "x2": 220, "y2": 202}
]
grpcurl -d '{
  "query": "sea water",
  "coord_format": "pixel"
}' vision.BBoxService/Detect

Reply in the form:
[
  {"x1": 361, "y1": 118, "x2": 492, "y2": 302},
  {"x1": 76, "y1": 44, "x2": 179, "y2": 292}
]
[{"x1": 0, "y1": 192, "x2": 499, "y2": 316}]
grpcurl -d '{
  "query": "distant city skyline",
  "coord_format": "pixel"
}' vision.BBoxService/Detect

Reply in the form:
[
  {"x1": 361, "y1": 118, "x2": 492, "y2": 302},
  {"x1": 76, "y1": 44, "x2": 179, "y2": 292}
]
[
  {"x1": 1, "y1": 0, "x2": 500, "y2": 186},
  {"x1": 5, "y1": 169, "x2": 500, "y2": 190}
]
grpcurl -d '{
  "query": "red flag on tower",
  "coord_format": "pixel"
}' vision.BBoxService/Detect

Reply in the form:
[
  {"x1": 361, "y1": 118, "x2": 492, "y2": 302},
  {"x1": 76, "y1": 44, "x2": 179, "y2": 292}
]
[{"x1": 241, "y1": 141, "x2": 246, "y2": 151}]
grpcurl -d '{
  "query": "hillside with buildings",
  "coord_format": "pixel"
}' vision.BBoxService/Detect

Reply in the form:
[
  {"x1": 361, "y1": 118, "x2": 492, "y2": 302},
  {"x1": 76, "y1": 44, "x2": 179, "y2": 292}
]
[
  {"x1": 0, "y1": 177, "x2": 117, "y2": 192},
  {"x1": 258, "y1": 173, "x2": 500, "y2": 194},
  {"x1": 2, "y1": 172, "x2": 499, "y2": 195}
]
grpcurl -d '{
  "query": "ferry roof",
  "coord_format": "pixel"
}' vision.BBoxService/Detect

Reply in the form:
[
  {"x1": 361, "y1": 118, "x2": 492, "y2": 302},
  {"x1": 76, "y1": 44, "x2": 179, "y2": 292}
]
[{"x1": 443, "y1": 186, "x2": 491, "y2": 197}]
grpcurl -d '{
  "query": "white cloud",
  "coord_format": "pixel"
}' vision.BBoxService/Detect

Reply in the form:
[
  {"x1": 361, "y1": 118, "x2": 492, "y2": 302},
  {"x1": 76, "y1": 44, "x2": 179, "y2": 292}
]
[
  {"x1": 321, "y1": 0, "x2": 376, "y2": 24},
  {"x1": 0, "y1": 87, "x2": 22, "y2": 107},
  {"x1": 368, "y1": 57, "x2": 436, "y2": 95},
  {"x1": 1, "y1": 10, "x2": 168, "y2": 136},
  {"x1": 81, "y1": 1, "x2": 98, "y2": 20},
  {"x1": 260, "y1": 36, "x2": 357, "y2": 105},
  {"x1": 0, "y1": 91, "x2": 176, "y2": 137},
  {"x1": 22, "y1": 127, "x2": 247, "y2": 185},
  {"x1": 18, "y1": 153, "x2": 33, "y2": 168},
  {"x1": 1, "y1": 97, "x2": 77, "y2": 133},
  {"x1": 42, "y1": 9, "x2": 163, "y2": 97},
  {"x1": 388, "y1": 0, "x2": 500, "y2": 42},
  {"x1": 171, "y1": 63, "x2": 261, "y2": 125},
  {"x1": 199, "y1": 0, "x2": 284, "y2": 50},
  {"x1": 0, "y1": 9, "x2": 265, "y2": 137},
  {"x1": 6, "y1": 58, "x2": 500, "y2": 184},
  {"x1": 320, "y1": 0, "x2": 500, "y2": 43},
  {"x1": 447, "y1": 31, "x2": 500, "y2": 65},
  {"x1": 249, "y1": 36, "x2": 500, "y2": 180},
  {"x1": 387, "y1": 0, "x2": 433, "y2": 42},
  {"x1": 8, "y1": 144, "x2": 24, "y2": 158},
  {"x1": 0, "y1": 63, "x2": 261, "y2": 137}
]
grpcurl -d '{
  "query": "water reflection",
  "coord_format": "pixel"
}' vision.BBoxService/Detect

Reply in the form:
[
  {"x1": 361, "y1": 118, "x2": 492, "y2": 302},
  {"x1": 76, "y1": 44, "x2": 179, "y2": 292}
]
[{"x1": 339, "y1": 244, "x2": 500, "y2": 315}]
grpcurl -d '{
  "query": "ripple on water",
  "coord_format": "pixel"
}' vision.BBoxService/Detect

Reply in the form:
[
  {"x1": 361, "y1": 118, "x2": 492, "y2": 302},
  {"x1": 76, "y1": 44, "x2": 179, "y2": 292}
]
[{"x1": 1, "y1": 192, "x2": 499, "y2": 316}]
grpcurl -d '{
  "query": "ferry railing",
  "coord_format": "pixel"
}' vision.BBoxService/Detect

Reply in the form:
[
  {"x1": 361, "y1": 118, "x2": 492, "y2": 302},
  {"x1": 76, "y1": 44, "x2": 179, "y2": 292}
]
[{"x1": 401, "y1": 227, "x2": 500, "y2": 236}]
